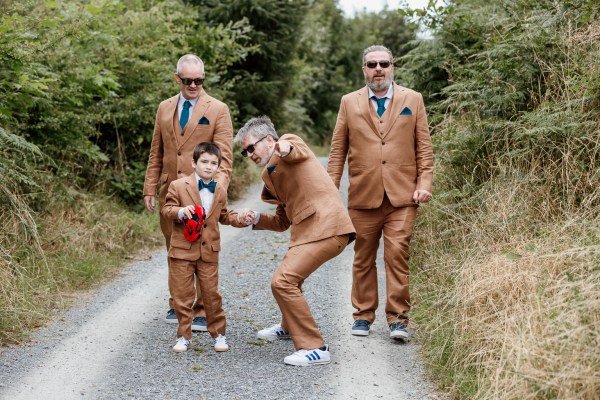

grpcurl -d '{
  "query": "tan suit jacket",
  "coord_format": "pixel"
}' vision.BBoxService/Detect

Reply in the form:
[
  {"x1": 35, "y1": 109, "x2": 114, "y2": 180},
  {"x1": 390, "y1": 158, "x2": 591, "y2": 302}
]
[
  {"x1": 327, "y1": 83, "x2": 434, "y2": 209},
  {"x1": 144, "y1": 90, "x2": 233, "y2": 206},
  {"x1": 254, "y1": 134, "x2": 355, "y2": 246},
  {"x1": 161, "y1": 174, "x2": 244, "y2": 263}
]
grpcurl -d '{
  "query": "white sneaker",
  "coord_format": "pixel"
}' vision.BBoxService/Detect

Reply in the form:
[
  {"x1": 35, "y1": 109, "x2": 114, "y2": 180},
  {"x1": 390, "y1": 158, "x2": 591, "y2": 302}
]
[
  {"x1": 257, "y1": 324, "x2": 290, "y2": 341},
  {"x1": 172, "y1": 336, "x2": 191, "y2": 353},
  {"x1": 214, "y1": 334, "x2": 229, "y2": 352},
  {"x1": 284, "y1": 345, "x2": 331, "y2": 366}
]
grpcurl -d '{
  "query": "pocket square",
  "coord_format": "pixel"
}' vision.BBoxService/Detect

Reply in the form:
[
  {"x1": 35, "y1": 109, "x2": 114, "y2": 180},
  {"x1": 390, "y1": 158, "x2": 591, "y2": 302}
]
[
  {"x1": 199, "y1": 116, "x2": 210, "y2": 125},
  {"x1": 267, "y1": 165, "x2": 277, "y2": 174},
  {"x1": 400, "y1": 107, "x2": 412, "y2": 116}
]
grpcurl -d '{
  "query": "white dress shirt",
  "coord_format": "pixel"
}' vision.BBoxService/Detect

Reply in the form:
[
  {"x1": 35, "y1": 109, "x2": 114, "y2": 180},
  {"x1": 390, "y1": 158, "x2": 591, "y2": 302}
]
[{"x1": 368, "y1": 84, "x2": 394, "y2": 113}]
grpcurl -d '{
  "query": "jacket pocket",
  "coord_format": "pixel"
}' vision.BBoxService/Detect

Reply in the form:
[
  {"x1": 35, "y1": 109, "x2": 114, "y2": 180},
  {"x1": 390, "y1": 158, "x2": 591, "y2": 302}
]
[
  {"x1": 171, "y1": 237, "x2": 192, "y2": 250},
  {"x1": 211, "y1": 242, "x2": 221, "y2": 252},
  {"x1": 349, "y1": 164, "x2": 367, "y2": 177},
  {"x1": 292, "y1": 204, "x2": 316, "y2": 224}
]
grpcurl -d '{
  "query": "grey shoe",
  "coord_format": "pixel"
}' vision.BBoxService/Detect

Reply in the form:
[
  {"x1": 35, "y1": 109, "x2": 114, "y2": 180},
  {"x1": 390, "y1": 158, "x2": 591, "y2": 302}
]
[
  {"x1": 351, "y1": 320, "x2": 371, "y2": 336},
  {"x1": 165, "y1": 308, "x2": 178, "y2": 324},
  {"x1": 191, "y1": 316, "x2": 208, "y2": 332},
  {"x1": 389, "y1": 322, "x2": 410, "y2": 342}
]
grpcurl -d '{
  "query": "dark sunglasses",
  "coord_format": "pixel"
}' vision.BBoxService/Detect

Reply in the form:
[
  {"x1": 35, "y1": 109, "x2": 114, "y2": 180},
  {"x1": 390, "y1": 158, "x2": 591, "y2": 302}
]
[
  {"x1": 178, "y1": 76, "x2": 205, "y2": 86},
  {"x1": 364, "y1": 60, "x2": 392, "y2": 69},
  {"x1": 241, "y1": 136, "x2": 268, "y2": 157}
]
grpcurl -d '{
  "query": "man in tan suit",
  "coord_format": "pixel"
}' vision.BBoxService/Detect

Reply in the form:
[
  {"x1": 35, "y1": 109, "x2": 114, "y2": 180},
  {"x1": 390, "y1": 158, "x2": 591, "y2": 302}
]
[
  {"x1": 327, "y1": 45, "x2": 434, "y2": 341},
  {"x1": 143, "y1": 54, "x2": 233, "y2": 330},
  {"x1": 235, "y1": 116, "x2": 355, "y2": 366}
]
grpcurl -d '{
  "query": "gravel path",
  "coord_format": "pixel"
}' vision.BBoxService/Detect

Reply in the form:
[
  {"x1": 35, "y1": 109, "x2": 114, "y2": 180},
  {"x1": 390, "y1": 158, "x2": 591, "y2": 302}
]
[{"x1": 0, "y1": 159, "x2": 443, "y2": 400}]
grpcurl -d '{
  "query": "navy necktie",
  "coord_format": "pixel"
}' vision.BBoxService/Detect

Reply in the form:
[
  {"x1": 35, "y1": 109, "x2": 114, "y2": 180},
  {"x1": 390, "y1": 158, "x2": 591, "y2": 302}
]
[
  {"x1": 372, "y1": 96, "x2": 386, "y2": 117},
  {"x1": 180, "y1": 100, "x2": 191, "y2": 129},
  {"x1": 198, "y1": 180, "x2": 216, "y2": 193}
]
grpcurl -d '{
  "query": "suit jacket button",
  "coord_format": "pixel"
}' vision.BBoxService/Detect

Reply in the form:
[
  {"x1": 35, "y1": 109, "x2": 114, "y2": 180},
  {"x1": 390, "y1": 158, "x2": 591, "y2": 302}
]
[
  {"x1": 382, "y1": 161, "x2": 387, "y2": 164},
  {"x1": 204, "y1": 224, "x2": 207, "y2": 228},
  {"x1": 178, "y1": 170, "x2": 181, "y2": 174},
  {"x1": 382, "y1": 141, "x2": 385, "y2": 145},
  {"x1": 201, "y1": 241, "x2": 206, "y2": 245},
  {"x1": 177, "y1": 151, "x2": 181, "y2": 156}
]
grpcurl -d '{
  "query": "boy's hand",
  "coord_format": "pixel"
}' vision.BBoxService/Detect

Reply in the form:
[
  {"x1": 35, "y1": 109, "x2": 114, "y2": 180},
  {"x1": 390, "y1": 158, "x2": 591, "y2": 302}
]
[
  {"x1": 181, "y1": 205, "x2": 197, "y2": 220},
  {"x1": 274, "y1": 140, "x2": 291, "y2": 157},
  {"x1": 237, "y1": 208, "x2": 256, "y2": 225}
]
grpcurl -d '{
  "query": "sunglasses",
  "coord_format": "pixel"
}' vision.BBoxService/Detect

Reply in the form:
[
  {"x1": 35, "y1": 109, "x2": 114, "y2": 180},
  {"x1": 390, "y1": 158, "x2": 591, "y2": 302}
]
[
  {"x1": 178, "y1": 76, "x2": 205, "y2": 86},
  {"x1": 364, "y1": 60, "x2": 392, "y2": 69},
  {"x1": 241, "y1": 136, "x2": 268, "y2": 157}
]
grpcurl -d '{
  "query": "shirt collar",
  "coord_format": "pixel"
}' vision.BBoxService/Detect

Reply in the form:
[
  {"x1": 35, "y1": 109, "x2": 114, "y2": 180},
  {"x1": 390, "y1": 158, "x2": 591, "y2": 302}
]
[
  {"x1": 367, "y1": 84, "x2": 394, "y2": 100},
  {"x1": 179, "y1": 94, "x2": 199, "y2": 108}
]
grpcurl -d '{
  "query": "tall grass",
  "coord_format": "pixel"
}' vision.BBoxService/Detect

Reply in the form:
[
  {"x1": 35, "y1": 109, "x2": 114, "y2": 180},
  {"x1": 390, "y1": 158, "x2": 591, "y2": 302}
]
[
  {"x1": 409, "y1": 9, "x2": 600, "y2": 399},
  {"x1": 0, "y1": 189, "x2": 162, "y2": 344}
]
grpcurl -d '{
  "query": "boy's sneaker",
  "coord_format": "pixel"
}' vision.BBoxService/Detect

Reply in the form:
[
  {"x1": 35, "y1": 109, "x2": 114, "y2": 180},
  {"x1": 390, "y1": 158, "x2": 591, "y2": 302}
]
[
  {"x1": 165, "y1": 308, "x2": 177, "y2": 324},
  {"x1": 257, "y1": 324, "x2": 290, "y2": 341},
  {"x1": 191, "y1": 316, "x2": 208, "y2": 332},
  {"x1": 351, "y1": 320, "x2": 371, "y2": 336},
  {"x1": 389, "y1": 322, "x2": 411, "y2": 341},
  {"x1": 172, "y1": 336, "x2": 191, "y2": 353},
  {"x1": 214, "y1": 334, "x2": 229, "y2": 352},
  {"x1": 284, "y1": 345, "x2": 331, "y2": 366}
]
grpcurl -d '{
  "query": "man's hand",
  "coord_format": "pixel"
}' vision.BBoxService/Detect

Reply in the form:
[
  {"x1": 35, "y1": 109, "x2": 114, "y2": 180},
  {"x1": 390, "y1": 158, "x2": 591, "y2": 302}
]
[
  {"x1": 144, "y1": 195, "x2": 155, "y2": 213},
  {"x1": 413, "y1": 189, "x2": 432, "y2": 204},
  {"x1": 180, "y1": 205, "x2": 197, "y2": 220},
  {"x1": 274, "y1": 140, "x2": 292, "y2": 157},
  {"x1": 237, "y1": 208, "x2": 257, "y2": 225}
]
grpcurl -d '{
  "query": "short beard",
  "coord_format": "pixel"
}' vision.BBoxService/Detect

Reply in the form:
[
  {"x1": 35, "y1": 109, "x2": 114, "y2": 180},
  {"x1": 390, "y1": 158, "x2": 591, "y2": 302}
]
[
  {"x1": 256, "y1": 149, "x2": 274, "y2": 167},
  {"x1": 365, "y1": 74, "x2": 393, "y2": 93}
]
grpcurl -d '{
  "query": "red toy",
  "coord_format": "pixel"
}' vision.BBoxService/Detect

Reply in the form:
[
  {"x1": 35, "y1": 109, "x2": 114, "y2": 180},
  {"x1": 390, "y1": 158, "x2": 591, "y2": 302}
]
[{"x1": 182, "y1": 205, "x2": 206, "y2": 242}]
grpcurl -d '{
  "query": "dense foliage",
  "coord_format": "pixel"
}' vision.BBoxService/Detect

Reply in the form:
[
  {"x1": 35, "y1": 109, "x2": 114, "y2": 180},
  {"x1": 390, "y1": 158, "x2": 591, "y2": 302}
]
[{"x1": 399, "y1": 0, "x2": 599, "y2": 398}]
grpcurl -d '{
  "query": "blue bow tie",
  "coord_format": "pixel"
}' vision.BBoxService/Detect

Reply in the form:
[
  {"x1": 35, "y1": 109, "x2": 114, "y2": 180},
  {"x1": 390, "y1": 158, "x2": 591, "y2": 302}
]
[{"x1": 198, "y1": 180, "x2": 216, "y2": 193}]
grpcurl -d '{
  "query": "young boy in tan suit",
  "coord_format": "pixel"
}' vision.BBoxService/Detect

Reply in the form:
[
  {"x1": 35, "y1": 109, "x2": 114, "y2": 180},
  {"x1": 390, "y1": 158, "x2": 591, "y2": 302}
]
[{"x1": 161, "y1": 142, "x2": 246, "y2": 353}]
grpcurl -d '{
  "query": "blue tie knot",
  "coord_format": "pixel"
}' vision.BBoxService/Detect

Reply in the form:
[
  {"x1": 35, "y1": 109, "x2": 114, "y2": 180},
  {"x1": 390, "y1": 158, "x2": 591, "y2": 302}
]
[{"x1": 371, "y1": 96, "x2": 387, "y2": 117}]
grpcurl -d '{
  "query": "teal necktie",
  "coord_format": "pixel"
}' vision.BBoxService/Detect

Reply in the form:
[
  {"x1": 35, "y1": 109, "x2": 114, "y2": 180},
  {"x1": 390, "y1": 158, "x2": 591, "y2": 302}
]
[
  {"x1": 372, "y1": 96, "x2": 386, "y2": 117},
  {"x1": 180, "y1": 100, "x2": 191, "y2": 129}
]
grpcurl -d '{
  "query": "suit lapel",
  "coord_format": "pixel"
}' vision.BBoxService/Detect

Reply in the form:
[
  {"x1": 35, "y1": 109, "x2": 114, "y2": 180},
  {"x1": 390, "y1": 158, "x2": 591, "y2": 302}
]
[
  {"x1": 260, "y1": 159, "x2": 279, "y2": 204},
  {"x1": 206, "y1": 185, "x2": 224, "y2": 219},
  {"x1": 382, "y1": 83, "x2": 407, "y2": 139},
  {"x1": 184, "y1": 175, "x2": 202, "y2": 208},
  {"x1": 357, "y1": 87, "x2": 378, "y2": 136},
  {"x1": 179, "y1": 90, "x2": 211, "y2": 149}
]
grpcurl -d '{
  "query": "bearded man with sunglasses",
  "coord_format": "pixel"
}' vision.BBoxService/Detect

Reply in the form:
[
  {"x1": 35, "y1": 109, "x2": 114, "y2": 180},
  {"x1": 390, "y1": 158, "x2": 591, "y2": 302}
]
[
  {"x1": 327, "y1": 45, "x2": 434, "y2": 341},
  {"x1": 144, "y1": 54, "x2": 233, "y2": 331}
]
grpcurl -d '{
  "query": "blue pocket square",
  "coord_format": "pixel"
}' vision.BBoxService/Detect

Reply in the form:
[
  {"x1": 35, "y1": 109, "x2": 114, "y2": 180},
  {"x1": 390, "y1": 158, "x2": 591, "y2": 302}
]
[
  {"x1": 267, "y1": 165, "x2": 277, "y2": 174},
  {"x1": 400, "y1": 107, "x2": 412, "y2": 116},
  {"x1": 199, "y1": 116, "x2": 210, "y2": 125}
]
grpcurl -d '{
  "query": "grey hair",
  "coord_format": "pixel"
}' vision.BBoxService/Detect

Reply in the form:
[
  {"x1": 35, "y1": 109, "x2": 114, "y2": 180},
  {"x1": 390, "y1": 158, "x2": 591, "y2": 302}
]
[
  {"x1": 234, "y1": 116, "x2": 279, "y2": 144},
  {"x1": 176, "y1": 54, "x2": 205, "y2": 75},
  {"x1": 362, "y1": 45, "x2": 394, "y2": 65}
]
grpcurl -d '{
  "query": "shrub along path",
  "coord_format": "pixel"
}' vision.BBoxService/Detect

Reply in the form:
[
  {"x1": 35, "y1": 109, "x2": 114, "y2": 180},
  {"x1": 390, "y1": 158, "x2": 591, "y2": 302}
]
[{"x1": 0, "y1": 159, "x2": 443, "y2": 399}]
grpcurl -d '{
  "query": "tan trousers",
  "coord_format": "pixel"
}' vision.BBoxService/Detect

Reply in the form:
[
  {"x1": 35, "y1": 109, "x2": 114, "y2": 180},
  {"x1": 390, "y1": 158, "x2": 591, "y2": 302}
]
[
  {"x1": 274, "y1": 234, "x2": 350, "y2": 350},
  {"x1": 160, "y1": 205, "x2": 205, "y2": 317},
  {"x1": 349, "y1": 194, "x2": 417, "y2": 325},
  {"x1": 168, "y1": 257, "x2": 225, "y2": 339}
]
